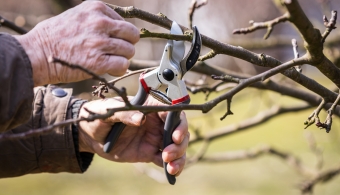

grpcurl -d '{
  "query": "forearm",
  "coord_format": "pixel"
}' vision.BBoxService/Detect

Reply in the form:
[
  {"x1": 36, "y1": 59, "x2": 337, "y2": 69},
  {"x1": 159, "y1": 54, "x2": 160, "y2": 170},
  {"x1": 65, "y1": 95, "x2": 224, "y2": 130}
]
[{"x1": 0, "y1": 86, "x2": 93, "y2": 178}]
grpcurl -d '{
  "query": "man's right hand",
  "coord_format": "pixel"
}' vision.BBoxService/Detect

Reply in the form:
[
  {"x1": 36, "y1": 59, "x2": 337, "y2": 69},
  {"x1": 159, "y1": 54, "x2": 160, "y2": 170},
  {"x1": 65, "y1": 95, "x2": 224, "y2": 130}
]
[{"x1": 14, "y1": 1, "x2": 139, "y2": 86}]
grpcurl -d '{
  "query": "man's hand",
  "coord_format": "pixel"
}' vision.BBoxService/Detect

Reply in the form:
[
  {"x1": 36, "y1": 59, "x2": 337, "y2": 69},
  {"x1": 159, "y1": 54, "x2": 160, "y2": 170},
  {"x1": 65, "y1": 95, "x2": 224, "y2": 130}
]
[
  {"x1": 78, "y1": 97, "x2": 189, "y2": 176},
  {"x1": 14, "y1": 1, "x2": 139, "y2": 86}
]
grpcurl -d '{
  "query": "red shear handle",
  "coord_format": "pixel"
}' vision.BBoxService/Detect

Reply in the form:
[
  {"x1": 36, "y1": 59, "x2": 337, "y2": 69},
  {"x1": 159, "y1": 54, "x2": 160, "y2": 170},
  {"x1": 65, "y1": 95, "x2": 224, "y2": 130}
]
[
  {"x1": 103, "y1": 82, "x2": 148, "y2": 153},
  {"x1": 163, "y1": 110, "x2": 181, "y2": 185}
]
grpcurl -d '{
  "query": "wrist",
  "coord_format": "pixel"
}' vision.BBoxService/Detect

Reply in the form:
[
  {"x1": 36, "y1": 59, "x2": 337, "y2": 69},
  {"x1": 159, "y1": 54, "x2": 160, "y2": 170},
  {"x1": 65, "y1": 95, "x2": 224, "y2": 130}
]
[
  {"x1": 13, "y1": 32, "x2": 49, "y2": 86},
  {"x1": 77, "y1": 101, "x2": 95, "y2": 153},
  {"x1": 71, "y1": 100, "x2": 94, "y2": 153},
  {"x1": 78, "y1": 124, "x2": 94, "y2": 153}
]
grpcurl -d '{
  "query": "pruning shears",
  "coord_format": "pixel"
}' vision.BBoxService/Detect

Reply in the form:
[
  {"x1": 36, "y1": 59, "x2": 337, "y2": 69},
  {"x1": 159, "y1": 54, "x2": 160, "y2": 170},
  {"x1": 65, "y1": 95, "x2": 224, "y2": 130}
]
[{"x1": 103, "y1": 21, "x2": 202, "y2": 185}]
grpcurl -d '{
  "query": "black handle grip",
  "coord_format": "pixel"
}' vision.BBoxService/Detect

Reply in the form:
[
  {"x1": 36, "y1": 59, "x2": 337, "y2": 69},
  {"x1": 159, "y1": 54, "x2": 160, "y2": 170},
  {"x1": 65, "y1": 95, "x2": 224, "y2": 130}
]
[
  {"x1": 163, "y1": 111, "x2": 181, "y2": 185},
  {"x1": 103, "y1": 82, "x2": 147, "y2": 153},
  {"x1": 185, "y1": 26, "x2": 201, "y2": 71}
]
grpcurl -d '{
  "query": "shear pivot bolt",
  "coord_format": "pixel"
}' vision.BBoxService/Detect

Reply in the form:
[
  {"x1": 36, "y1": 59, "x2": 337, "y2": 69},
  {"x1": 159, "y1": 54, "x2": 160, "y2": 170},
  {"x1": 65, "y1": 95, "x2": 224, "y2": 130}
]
[{"x1": 162, "y1": 69, "x2": 174, "y2": 81}]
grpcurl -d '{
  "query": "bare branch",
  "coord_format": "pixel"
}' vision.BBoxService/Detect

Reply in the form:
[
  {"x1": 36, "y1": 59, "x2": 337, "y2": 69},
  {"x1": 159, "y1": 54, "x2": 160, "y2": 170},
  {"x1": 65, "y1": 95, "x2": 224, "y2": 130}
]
[
  {"x1": 48, "y1": 56, "x2": 131, "y2": 105},
  {"x1": 322, "y1": 89, "x2": 340, "y2": 132},
  {"x1": 0, "y1": 118, "x2": 81, "y2": 141},
  {"x1": 188, "y1": 0, "x2": 208, "y2": 29},
  {"x1": 211, "y1": 74, "x2": 241, "y2": 83},
  {"x1": 282, "y1": 1, "x2": 340, "y2": 88},
  {"x1": 322, "y1": 10, "x2": 337, "y2": 43},
  {"x1": 300, "y1": 165, "x2": 340, "y2": 194},
  {"x1": 198, "y1": 144, "x2": 315, "y2": 176},
  {"x1": 304, "y1": 98, "x2": 325, "y2": 129},
  {"x1": 292, "y1": 39, "x2": 302, "y2": 72},
  {"x1": 110, "y1": 68, "x2": 157, "y2": 85},
  {"x1": 190, "y1": 104, "x2": 311, "y2": 145},
  {"x1": 103, "y1": 2, "x2": 339, "y2": 104},
  {"x1": 140, "y1": 28, "x2": 191, "y2": 41},
  {"x1": 0, "y1": 15, "x2": 27, "y2": 34},
  {"x1": 233, "y1": 13, "x2": 290, "y2": 39},
  {"x1": 198, "y1": 50, "x2": 217, "y2": 61}
]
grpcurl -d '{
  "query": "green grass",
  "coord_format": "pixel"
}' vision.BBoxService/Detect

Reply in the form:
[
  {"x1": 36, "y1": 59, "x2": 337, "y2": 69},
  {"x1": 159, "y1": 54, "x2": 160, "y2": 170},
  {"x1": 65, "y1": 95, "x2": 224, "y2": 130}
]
[{"x1": 1, "y1": 88, "x2": 340, "y2": 195}]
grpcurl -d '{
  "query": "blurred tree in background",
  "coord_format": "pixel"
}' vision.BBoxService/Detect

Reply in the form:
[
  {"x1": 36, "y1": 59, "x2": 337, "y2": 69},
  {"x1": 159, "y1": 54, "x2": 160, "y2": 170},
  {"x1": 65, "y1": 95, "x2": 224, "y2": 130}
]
[{"x1": 1, "y1": 0, "x2": 340, "y2": 194}]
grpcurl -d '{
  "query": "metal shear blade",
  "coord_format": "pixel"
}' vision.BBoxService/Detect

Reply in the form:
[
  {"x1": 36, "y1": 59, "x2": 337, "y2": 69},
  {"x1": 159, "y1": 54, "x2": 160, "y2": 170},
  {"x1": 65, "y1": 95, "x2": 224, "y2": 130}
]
[
  {"x1": 169, "y1": 21, "x2": 185, "y2": 65},
  {"x1": 168, "y1": 22, "x2": 202, "y2": 78}
]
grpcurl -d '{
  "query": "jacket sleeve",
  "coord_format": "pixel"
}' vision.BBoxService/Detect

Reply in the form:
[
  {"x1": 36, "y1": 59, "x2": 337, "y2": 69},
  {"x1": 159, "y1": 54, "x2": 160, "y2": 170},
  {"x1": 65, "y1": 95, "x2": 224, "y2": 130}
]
[
  {"x1": 0, "y1": 33, "x2": 34, "y2": 132},
  {"x1": 0, "y1": 34, "x2": 93, "y2": 178},
  {"x1": 0, "y1": 85, "x2": 89, "y2": 178}
]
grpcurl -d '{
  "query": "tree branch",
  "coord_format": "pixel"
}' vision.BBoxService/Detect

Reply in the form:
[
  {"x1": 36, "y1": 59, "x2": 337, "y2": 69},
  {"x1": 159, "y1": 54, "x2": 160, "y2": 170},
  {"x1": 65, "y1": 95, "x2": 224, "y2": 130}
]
[
  {"x1": 196, "y1": 144, "x2": 314, "y2": 176},
  {"x1": 292, "y1": 38, "x2": 302, "y2": 72},
  {"x1": 282, "y1": 0, "x2": 340, "y2": 87},
  {"x1": 48, "y1": 56, "x2": 131, "y2": 105},
  {"x1": 189, "y1": 104, "x2": 311, "y2": 144},
  {"x1": 0, "y1": 15, "x2": 27, "y2": 34},
  {"x1": 321, "y1": 10, "x2": 337, "y2": 43},
  {"x1": 103, "y1": 2, "x2": 339, "y2": 105},
  {"x1": 188, "y1": 0, "x2": 208, "y2": 29},
  {"x1": 301, "y1": 165, "x2": 340, "y2": 194},
  {"x1": 233, "y1": 13, "x2": 290, "y2": 39}
]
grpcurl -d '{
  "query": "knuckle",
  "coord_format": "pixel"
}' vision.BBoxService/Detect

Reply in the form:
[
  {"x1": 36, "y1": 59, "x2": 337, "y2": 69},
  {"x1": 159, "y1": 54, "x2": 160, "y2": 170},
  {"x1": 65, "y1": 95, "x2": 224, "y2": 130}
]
[
  {"x1": 88, "y1": 1, "x2": 106, "y2": 11},
  {"x1": 95, "y1": 17, "x2": 111, "y2": 29},
  {"x1": 114, "y1": 40, "x2": 135, "y2": 59}
]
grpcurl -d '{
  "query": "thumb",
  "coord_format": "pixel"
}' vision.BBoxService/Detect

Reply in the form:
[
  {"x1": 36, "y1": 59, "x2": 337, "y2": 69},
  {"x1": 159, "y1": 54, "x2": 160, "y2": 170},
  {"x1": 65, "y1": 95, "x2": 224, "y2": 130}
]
[
  {"x1": 88, "y1": 97, "x2": 146, "y2": 126},
  {"x1": 107, "y1": 110, "x2": 145, "y2": 127}
]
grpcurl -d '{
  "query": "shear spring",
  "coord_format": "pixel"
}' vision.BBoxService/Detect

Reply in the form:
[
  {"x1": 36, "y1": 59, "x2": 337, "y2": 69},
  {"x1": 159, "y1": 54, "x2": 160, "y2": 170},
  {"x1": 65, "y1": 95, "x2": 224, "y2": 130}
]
[{"x1": 149, "y1": 89, "x2": 172, "y2": 105}]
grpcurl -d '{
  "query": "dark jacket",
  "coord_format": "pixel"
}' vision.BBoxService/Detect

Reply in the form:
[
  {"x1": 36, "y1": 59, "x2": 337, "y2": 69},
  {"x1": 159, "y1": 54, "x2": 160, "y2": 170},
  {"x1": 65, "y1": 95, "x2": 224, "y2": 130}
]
[{"x1": 0, "y1": 33, "x2": 92, "y2": 178}]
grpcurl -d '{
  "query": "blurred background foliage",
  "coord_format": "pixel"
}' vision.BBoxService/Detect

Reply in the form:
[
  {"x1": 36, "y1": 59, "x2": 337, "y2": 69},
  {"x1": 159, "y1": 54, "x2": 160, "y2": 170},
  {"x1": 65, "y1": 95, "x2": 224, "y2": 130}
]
[{"x1": 1, "y1": 0, "x2": 340, "y2": 194}]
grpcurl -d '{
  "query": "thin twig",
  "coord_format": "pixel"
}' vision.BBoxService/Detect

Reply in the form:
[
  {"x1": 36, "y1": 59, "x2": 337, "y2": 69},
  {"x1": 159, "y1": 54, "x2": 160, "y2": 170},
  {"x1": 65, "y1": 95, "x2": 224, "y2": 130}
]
[
  {"x1": 188, "y1": 0, "x2": 208, "y2": 29},
  {"x1": 92, "y1": 67, "x2": 156, "y2": 99},
  {"x1": 0, "y1": 15, "x2": 27, "y2": 34},
  {"x1": 198, "y1": 144, "x2": 315, "y2": 176},
  {"x1": 304, "y1": 98, "x2": 325, "y2": 129},
  {"x1": 292, "y1": 39, "x2": 302, "y2": 72},
  {"x1": 198, "y1": 50, "x2": 217, "y2": 61},
  {"x1": 322, "y1": 10, "x2": 337, "y2": 43},
  {"x1": 189, "y1": 104, "x2": 311, "y2": 145},
  {"x1": 233, "y1": 13, "x2": 290, "y2": 39},
  {"x1": 322, "y1": 89, "x2": 340, "y2": 132},
  {"x1": 48, "y1": 56, "x2": 131, "y2": 106},
  {"x1": 108, "y1": 67, "x2": 156, "y2": 85},
  {"x1": 211, "y1": 74, "x2": 241, "y2": 83},
  {"x1": 140, "y1": 28, "x2": 192, "y2": 40},
  {"x1": 300, "y1": 165, "x2": 340, "y2": 194}
]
